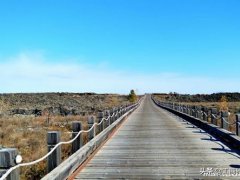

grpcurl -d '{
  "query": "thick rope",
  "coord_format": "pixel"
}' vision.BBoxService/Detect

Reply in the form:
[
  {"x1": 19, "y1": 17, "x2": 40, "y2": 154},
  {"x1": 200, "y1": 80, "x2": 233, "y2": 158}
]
[{"x1": 1, "y1": 103, "x2": 138, "y2": 180}]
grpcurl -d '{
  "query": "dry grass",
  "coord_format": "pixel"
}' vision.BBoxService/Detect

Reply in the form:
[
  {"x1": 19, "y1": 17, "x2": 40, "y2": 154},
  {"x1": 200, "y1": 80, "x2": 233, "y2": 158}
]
[
  {"x1": 0, "y1": 114, "x2": 91, "y2": 179},
  {"x1": 0, "y1": 94, "x2": 132, "y2": 179},
  {"x1": 169, "y1": 102, "x2": 240, "y2": 114},
  {"x1": 0, "y1": 96, "x2": 10, "y2": 116}
]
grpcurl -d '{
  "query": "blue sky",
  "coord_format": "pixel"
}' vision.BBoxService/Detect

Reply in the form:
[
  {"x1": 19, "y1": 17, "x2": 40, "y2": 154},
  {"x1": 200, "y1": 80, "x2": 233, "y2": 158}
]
[{"x1": 0, "y1": 0, "x2": 240, "y2": 94}]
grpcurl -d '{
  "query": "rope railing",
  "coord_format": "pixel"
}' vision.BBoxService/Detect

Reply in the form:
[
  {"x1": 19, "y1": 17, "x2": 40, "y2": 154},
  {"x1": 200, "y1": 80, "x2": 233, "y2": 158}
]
[
  {"x1": 0, "y1": 101, "x2": 140, "y2": 180},
  {"x1": 211, "y1": 114, "x2": 221, "y2": 120},
  {"x1": 203, "y1": 112, "x2": 208, "y2": 117},
  {"x1": 222, "y1": 117, "x2": 238, "y2": 126},
  {"x1": 151, "y1": 95, "x2": 240, "y2": 137}
]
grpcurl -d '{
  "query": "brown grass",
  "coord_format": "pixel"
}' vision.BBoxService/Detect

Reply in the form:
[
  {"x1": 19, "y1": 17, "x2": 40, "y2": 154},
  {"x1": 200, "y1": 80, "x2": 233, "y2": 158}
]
[
  {"x1": 0, "y1": 114, "x2": 91, "y2": 179},
  {"x1": 0, "y1": 94, "x2": 133, "y2": 179}
]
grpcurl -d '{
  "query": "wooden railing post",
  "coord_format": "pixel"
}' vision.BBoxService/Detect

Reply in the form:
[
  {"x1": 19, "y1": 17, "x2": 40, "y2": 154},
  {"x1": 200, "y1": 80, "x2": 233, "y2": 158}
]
[
  {"x1": 124, "y1": 105, "x2": 127, "y2": 114},
  {"x1": 124, "y1": 106, "x2": 127, "y2": 113},
  {"x1": 202, "y1": 107, "x2": 208, "y2": 121},
  {"x1": 189, "y1": 106, "x2": 192, "y2": 116},
  {"x1": 199, "y1": 106, "x2": 203, "y2": 120},
  {"x1": 211, "y1": 108, "x2": 218, "y2": 125},
  {"x1": 47, "y1": 131, "x2": 61, "y2": 173},
  {"x1": 97, "y1": 112, "x2": 104, "y2": 133},
  {"x1": 195, "y1": 106, "x2": 199, "y2": 118},
  {"x1": 221, "y1": 111, "x2": 229, "y2": 130},
  {"x1": 117, "y1": 107, "x2": 121, "y2": 117},
  {"x1": 115, "y1": 108, "x2": 118, "y2": 120},
  {"x1": 199, "y1": 106, "x2": 203, "y2": 119},
  {"x1": 72, "y1": 122, "x2": 82, "y2": 154},
  {"x1": 116, "y1": 107, "x2": 118, "y2": 118},
  {"x1": 207, "y1": 109, "x2": 211, "y2": 122},
  {"x1": 194, "y1": 106, "x2": 197, "y2": 118},
  {"x1": 88, "y1": 116, "x2": 95, "y2": 141},
  {"x1": 0, "y1": 148, "x2": 20, "y2": 180},
  {"x1": 118, "y1": 107, "x2": 121, "y2": 118},
  {"x1": 110, "y1": 108, "x2": 114, "y2": 124},
  {"x1": 183, "y1": 105, "x2": 187, "y2": 114},
  {"x1": 105, "y1": 110, "x2": 110, "y2": 128},
  {"x1": 121, "y1": 107, "x2": 124, "y2": 115},
  {"x1": 192, "y1": 106, "x2": 197, "y2": 118},
  {"x1": 236, "y1": 114, "x2": 240, "y2": 136},
  {"x1": 189, "y1": 106, "x2": 192, "y2": 115},
  {"x1": 187, "y1": 106, "x2": 190, "y2": 115},
  {"x1": 113, "y1": 108, "x2": 117, "y2": 122},
  {"x1": 120, "y1": 107, "x2": 123, "y2": 116}
]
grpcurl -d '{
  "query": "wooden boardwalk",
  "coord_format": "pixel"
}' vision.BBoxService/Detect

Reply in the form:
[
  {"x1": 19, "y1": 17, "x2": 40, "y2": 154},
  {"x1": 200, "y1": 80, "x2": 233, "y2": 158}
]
[{"x1": 74, "y1": 95, "x2": 240, "y2": 179}]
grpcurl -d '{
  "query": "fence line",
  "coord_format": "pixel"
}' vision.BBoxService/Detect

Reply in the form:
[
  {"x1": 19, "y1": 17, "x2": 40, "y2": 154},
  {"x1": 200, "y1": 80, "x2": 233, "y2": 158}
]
[
  {"x1": 151, "y1": 96, "x2": 240, "y2": 137},
  {"x1": 0, "y1": 100, "x2": 141, "y2": 180}
]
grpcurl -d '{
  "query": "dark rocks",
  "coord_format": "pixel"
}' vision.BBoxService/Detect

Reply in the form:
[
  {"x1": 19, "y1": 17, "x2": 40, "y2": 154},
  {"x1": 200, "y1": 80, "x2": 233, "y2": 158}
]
[
  {"x1": 154, "y1": 92, "x2": 240, "y2": 103},
  {"x1": 0, "y1": 93, "x2": 129, "y2": 117},
  {"x1": 10, "y1": 108, "x2": 42, "y2": 116}
]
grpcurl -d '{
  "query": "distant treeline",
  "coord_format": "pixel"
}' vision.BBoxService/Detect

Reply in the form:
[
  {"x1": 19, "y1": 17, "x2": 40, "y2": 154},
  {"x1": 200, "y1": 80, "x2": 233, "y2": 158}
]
[{"x1": 154, "y1": 93, "x2": 240, "y2": 102}]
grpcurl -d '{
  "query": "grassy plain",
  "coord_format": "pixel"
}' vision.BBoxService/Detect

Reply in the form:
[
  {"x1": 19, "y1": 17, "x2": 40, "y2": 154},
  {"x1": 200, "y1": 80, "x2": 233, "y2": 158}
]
[{"x1": 0, "y1": 94, "x2": 131, "y2": 179}]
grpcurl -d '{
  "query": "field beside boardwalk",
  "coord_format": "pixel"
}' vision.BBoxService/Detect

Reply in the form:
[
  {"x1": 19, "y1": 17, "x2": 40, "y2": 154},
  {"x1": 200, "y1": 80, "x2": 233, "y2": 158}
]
[{"x1": 0, "y1": 93, "x2": 132, "y2": 179}]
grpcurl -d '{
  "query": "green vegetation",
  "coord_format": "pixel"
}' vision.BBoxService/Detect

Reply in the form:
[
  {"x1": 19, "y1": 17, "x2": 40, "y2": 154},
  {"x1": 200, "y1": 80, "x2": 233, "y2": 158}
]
[{"x1": 128, "y1": 90, "x2": 137, "y2": 103}]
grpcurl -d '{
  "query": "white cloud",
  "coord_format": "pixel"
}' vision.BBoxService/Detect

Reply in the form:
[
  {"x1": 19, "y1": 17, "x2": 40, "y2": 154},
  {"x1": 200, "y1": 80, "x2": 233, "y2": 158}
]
[{"x1": 0, "y1": 52, "x2": 239, "y2": 94}]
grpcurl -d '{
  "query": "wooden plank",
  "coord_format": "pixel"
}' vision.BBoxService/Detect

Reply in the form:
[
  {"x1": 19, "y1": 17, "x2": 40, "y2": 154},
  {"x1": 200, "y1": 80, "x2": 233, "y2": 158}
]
[
  {"x1": 42, "y1": 105, "x2": 137, "y2": 180},
  {"x1": 74, "y1": 95, "x2": 240, "y2": 179}
]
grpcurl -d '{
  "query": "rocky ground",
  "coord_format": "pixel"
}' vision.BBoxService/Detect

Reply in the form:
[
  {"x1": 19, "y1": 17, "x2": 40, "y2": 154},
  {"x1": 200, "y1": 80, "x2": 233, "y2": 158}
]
[
  {"x1": 0, "y1": 93, "x2": 130, "y2": 117},
  {"x1": 153, "y1": 93, "x2": 240, "y2": 113},
  {"x1": 153, "y1": 92, "x2": 240, "y2": 102}
]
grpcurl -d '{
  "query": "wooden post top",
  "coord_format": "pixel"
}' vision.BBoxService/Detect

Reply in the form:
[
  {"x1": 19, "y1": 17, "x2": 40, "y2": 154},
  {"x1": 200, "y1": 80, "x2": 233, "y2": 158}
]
[
  {"x1": 0, "y1": 148, "x2": 18, "y2": 168},
  {"x1": 47, "y1": 131, "x2": 61, "y2": 145}
]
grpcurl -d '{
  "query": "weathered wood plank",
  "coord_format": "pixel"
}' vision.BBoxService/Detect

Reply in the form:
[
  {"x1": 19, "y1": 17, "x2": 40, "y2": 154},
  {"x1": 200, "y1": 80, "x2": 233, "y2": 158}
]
[
  {"x1": 74, "y1": 96, "x2": 240, "y2": 179},
  {"x1": 42, "y1": 105, "x2": 137, "y2": 180}
]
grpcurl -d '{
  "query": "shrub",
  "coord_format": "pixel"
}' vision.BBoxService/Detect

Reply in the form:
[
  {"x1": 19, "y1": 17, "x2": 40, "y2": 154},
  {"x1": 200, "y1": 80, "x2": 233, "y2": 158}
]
[
  {"x1": 219, "y1": 95, "x2": 228, "y2": 111},
  {"x1": 128, "y1": 90, "x2": 137, "y2": 103}
]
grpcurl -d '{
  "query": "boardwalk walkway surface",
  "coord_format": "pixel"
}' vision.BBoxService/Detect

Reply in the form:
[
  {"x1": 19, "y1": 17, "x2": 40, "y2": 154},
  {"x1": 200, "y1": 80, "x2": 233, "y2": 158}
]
[{"x1": 74, "y1": 95, "x2": 240, "y2": 179}]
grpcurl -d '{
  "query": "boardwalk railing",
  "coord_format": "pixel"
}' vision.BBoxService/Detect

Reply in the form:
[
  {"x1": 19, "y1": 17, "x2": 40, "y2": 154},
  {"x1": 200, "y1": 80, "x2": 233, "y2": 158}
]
[
  {"x1": 0, "y1": 100, "x2": 141, "y2": 180},
  {"x1": 152, "y1": 96, "x2": 240, "y2": 150},
  {"x1": 152, "y1": 97, "x2": 240, "y2": 136}
]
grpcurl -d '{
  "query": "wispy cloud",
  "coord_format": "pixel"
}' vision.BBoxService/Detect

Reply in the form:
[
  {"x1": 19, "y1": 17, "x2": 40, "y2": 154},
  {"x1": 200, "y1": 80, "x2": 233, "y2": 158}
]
[{"x1": 0, "y1": 52, "x2": 239, "y2": 94}]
